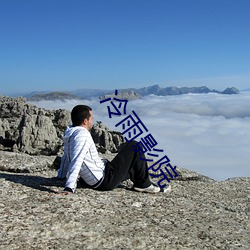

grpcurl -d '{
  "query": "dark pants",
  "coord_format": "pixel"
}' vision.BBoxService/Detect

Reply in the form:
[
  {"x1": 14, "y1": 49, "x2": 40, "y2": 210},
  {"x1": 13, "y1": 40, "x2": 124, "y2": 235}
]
[{"x1": 96, "y1": 141, "x2": 151, "y2": 191}]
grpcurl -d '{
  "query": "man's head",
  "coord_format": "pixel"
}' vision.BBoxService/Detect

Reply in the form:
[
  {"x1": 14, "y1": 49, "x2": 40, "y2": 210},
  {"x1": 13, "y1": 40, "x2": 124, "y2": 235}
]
[{"x1": 71, "y1": 105, "x2": 93, "y2": 131}]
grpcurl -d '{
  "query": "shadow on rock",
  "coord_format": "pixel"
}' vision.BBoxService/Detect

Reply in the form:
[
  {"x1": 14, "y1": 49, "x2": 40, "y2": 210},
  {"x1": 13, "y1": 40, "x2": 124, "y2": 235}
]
[{"x1": 0, "y1": 172, "x2": 65, "y2": 193}]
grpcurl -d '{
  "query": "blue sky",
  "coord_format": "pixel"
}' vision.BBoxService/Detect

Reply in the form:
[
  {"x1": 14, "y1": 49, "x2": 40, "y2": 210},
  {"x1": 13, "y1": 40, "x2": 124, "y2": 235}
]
[{"x1": 0, "y1": 0, "x2": 250, "y2": 95}]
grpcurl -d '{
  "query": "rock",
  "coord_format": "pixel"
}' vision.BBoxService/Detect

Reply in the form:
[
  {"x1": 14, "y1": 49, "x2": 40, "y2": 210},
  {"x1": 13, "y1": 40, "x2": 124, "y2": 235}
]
[
  {"x1": 0, "y1": 96, "x2": 64, "y2": 155},
  {"x1": 172, "y1": 166, "x2": 214, "y2": 182},
  {"x1": 0, "y1": 96, "x2": 124, "y2": 155},
  {"x1": 17, "y1": 112, "x2": 60, "y2": 155},
  {"x1": 0, "y1": 134, "x2": 249, "y2": 249},
  {"x1": 91, "y1": 122, "x2": 125, "y2": 153},
  {"x1": 0, "y1": 167, "x2": 249, "y2": 249},
  {"x1": 0, "y1": 151, "x2": 55, "y2": 173},
  {"x1": 53, "y1": 109, "x2": 71, "y2": 132}
]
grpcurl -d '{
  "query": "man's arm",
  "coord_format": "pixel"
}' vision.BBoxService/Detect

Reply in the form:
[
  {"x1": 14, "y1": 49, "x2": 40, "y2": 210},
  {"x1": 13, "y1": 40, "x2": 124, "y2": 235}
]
[{"x1": 64, "y1": 131, "x2": 90, "y2": 193}]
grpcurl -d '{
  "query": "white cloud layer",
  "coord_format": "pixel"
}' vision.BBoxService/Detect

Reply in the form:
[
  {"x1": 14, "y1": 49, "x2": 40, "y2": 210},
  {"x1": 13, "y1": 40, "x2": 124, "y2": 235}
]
[{"x1": 29, "y1": 92, "x2": 250, "y2": 181}]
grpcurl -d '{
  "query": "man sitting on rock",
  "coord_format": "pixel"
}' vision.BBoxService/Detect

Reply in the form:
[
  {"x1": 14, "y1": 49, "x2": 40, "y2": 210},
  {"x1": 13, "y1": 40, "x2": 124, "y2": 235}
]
[{"x1": 57, "y1": 105, "x2": 171, "y2": 194}]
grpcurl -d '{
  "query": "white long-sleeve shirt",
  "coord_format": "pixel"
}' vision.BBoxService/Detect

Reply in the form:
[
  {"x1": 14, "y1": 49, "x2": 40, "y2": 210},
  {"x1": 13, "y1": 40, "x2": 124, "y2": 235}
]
[{"x1": 57, "y1": 126, "x2": 105, "y2": 192}]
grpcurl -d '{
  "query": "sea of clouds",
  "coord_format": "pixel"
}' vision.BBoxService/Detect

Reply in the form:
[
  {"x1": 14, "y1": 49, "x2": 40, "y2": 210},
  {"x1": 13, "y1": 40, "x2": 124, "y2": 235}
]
[{"x1": 29, "y1": 92, "x2": 250, "y2": 181}]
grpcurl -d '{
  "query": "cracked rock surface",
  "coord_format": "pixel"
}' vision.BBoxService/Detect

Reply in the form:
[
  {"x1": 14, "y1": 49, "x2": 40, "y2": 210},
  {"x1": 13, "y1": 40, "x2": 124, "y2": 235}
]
[{"x1": 0, "y1": 165, "x2": 249, "y2": 249}]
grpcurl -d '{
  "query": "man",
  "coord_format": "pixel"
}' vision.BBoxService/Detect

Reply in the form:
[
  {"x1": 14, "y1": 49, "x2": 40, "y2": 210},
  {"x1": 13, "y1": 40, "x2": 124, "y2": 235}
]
[{"x1": 57, "y1": 105, "x2": 171, "y2": 194}]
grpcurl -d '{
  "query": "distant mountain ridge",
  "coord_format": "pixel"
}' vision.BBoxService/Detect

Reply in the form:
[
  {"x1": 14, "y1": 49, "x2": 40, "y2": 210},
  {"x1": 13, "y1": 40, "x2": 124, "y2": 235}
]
[
  {"x1": 19, "y1": 85, "x2": 240, "y2": 101},
  {"x1": 27, "y1": 91, "x2": 81, "y2": 101},
  {"x1": 126, "y1": 85, "x2": 240, "y2": 96}
]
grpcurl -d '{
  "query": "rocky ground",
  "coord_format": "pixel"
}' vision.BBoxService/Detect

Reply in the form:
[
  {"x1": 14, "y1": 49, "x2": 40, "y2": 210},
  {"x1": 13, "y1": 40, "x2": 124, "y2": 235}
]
[{"x1": 0, "y1": 151, "x2": 249, "y2": 249}]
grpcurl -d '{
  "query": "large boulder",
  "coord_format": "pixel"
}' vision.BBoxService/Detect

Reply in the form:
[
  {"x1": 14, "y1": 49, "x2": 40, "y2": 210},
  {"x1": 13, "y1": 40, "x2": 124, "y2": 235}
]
[
  {"x1": 91, "y1": 121, "x2": 125, "y2": 153},
  {"x1": 17, "y1": 111, "x2": 60, "y2": 155}
]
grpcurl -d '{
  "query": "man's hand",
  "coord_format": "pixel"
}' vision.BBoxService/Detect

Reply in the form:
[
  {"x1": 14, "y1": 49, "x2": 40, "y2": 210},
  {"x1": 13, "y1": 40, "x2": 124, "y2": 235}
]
[{"x1": 58, "y1": 187, "x2": 74, "y2": 195}]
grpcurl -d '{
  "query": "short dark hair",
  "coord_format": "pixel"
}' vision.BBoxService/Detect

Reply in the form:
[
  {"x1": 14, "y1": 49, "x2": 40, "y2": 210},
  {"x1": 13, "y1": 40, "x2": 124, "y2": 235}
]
[{"x1": 71, "y1": 105, "x2": 92, "y2": 126}]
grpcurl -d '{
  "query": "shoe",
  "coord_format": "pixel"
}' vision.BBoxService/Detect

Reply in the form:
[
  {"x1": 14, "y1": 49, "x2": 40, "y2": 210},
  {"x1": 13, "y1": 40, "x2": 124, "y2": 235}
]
[{"x1": 133, "y1": 183, "x2": 171, "y2": 193}]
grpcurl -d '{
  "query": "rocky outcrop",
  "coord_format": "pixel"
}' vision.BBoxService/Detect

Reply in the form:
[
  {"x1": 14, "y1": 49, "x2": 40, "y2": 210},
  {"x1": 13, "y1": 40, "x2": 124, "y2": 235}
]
[
  {"x1": 0, "y1": 96, "x2": 124, "y2": 155},
  {"x1": 91, "y1": 122, "x2": 125, "y2": 153},
  {"x1": 0, "y1": 96, "x2": 68, "y2": 155}
]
